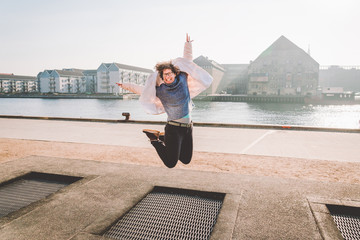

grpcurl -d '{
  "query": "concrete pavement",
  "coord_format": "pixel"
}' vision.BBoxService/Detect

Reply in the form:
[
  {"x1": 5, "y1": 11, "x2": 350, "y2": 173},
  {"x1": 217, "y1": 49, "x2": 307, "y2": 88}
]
[
  {"x1": 0, "y1": 117, "x2": 359, "y2": 162},
  {"x1": 1, "y1": 117, "x2": 360, "y2": 239}
]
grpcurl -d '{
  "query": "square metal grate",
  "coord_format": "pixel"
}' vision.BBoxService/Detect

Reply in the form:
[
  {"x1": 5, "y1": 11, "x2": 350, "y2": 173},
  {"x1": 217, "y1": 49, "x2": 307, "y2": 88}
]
[
  {"x1": 0, "y1": 172, "x2": 82, "y2": 218},
  {"x1": 327, "y1": 204, "x2": 360, "y2": 240},
  {"x1": 103, "y1": 187, "x2": 225, "y2": 240}
]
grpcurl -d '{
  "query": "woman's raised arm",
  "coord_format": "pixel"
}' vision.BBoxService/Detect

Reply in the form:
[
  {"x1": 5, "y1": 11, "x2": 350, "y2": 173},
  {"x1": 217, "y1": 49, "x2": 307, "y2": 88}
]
[{"x1": 183, "y1": 33, "x2": 193, "y2": 61}]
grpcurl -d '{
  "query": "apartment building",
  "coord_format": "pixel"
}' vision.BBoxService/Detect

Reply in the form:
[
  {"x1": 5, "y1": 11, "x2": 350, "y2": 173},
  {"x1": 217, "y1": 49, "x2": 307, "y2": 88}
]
[
  {"x1": 0, "y1": 73, "x2": 38, "y2": 93},
  {"x1": 39, "y1": 69, "x2": 86, "y2": 93},
  {"x1": 83, "y1": 70, "x2": 97, "y2": 93},
  {"x1": 97, "y1": 63, "x2": 153, "y2": 94}
]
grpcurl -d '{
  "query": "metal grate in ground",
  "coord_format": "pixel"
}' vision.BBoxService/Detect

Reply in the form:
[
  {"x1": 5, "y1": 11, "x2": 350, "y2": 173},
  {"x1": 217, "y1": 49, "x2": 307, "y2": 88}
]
[
  {"x1": 0, "y1": 172, "x2": 81, "y2": 218},
  {"x1": 103, "y1": 187, "x2": 225, "y2": 240},
  {"x1": 327, "y1": 205, "x2": 360, "y2": 240}
]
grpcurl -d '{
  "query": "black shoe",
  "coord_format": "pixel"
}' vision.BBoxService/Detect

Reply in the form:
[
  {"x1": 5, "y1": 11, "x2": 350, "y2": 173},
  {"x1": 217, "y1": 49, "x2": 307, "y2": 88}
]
[
  {"x1": 143, "y1": 129, "x2": 160, "y2": 141},
  {"x1": 159, "y1": 132, "x2": 165, "y2": 142}
]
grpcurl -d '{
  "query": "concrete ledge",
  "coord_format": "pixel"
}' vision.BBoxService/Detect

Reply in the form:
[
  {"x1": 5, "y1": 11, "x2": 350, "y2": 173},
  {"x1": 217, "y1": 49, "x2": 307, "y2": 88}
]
[{"x1": 1, "y1": 114, "x2": 359, "y2": 133}]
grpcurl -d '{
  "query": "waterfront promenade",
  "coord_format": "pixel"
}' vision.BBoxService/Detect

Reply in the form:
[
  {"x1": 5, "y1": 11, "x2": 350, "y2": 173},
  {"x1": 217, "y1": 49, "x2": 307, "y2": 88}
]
[
  {"x1": 0, "y1": 117, "x2": 359, "y2": 162},
  {"x1": 1, "y1": 117, "x2": 360, "y2": 239}
]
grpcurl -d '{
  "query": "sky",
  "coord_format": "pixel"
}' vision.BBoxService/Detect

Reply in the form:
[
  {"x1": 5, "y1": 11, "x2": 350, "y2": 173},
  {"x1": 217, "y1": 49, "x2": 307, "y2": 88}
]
[{"x1": 1, "y1": 0, "x2": 359, "y2": 76}]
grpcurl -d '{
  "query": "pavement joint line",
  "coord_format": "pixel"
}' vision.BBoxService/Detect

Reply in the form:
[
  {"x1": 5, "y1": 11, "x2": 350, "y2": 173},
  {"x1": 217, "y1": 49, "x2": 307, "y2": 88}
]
[{"x1": 241, "y1": 130, "x2": 276, "y2": 154}]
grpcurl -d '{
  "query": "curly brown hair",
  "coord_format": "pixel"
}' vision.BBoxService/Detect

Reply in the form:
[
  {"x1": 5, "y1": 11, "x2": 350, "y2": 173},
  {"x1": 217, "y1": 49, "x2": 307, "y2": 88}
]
[{"x1": 155, "y1": 61, "x2": 180, "y2": 80}]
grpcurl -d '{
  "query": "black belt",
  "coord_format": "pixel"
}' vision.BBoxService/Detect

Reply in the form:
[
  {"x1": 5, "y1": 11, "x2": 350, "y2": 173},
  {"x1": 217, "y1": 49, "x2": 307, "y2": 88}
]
[{"x1": 167, "y1": 121, "x2": 192, "y2": 128}]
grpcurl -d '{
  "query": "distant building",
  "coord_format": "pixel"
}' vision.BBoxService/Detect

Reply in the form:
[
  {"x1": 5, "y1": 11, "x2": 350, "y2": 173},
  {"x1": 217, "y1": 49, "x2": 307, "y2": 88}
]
[
  {"x1": 97, "y1": 63, "x2": 153, "y2": 94},
  {"x1": 38, "y1": 62, "x2": 152, "y2": 94},
  {"x1": 0, "y1": 73, "x2": 38, "y2": 93},
  {"x1": 96, "y1": 63, "x2": 111, "y2": 94},
  {"x1": 193, "y1": 59, "x2": 249, "y2": 95},
  {"x1": 82, "y1": 70, "x2": 97, "y2": 93},
  {"x1": 321, "y1": 87, "x2": 354, "y2": 99},
  {"x1": 193, "y1": 56, "x2": 225, "y2": 95},
  {"x1": 39, "y1": 70, "x2": 53, "y2": 93},
  {"x1": 39, "y1": 69, "x2": 86, "y2": 93},
  {"x1": 220, "y1": 64, "x2": 249, "y2": 94},
  {"x1": 247, "y1": 36, "x2": 319, "y2": 96},
  {"x1": 305, "y1": 86, "x2": 356, "y2": 104},
  {"x1": 319, "y1": 65, "x2": 360, "y2": 92}
]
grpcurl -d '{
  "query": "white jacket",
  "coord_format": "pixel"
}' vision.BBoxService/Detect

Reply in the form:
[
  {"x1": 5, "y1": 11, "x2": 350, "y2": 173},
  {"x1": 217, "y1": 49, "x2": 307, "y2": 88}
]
[{"x1": 121, "y1": 41, "x2": 213, "y2": 115}]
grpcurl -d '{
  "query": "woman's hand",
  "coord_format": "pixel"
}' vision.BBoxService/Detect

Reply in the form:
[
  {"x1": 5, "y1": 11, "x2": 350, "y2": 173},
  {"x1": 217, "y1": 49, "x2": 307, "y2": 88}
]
[{"x1": 186, "y1": 33, "x2": 193, "y2": 43}]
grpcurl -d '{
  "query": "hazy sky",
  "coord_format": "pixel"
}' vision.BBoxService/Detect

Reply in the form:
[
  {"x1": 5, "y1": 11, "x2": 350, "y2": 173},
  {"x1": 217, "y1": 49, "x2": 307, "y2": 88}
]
[{"x1": 1, "y1": 0, "x2": 359, "y2": 76}]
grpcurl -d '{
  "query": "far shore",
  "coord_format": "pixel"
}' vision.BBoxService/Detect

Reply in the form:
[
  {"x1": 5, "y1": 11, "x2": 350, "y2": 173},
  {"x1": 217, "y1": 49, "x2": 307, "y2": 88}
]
[
  {"x1": 0, "y1": 93, "x2": 124, "y2": 99},
  {"x1": 1, "y1": 92, "x2": 359, "y2": 104}
]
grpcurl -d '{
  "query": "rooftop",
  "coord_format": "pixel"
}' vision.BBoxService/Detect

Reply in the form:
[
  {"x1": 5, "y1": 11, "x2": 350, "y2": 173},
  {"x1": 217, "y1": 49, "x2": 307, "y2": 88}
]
[{"x1": 0, "y1": 74, "x2": 37, "y2": 80}]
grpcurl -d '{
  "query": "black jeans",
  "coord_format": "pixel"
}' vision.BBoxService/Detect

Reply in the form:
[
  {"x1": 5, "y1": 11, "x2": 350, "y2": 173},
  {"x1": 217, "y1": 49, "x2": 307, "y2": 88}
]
[{"x1": 151, "y1": 123, "x2": 193, "y2": 168}]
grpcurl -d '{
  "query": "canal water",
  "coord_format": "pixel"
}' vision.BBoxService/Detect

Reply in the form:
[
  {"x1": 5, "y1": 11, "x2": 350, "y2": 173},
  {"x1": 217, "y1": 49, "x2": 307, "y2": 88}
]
[{"x1": 0, "y1": 98, "x2": 359, "y2": 129}]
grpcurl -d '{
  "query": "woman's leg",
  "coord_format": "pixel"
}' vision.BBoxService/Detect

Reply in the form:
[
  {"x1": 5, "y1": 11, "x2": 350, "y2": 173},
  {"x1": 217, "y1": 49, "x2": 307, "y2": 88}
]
[
  {"x1": 179, "y1": 125, "x2": 193, "y2": 165},
  {"x1": 151, "y1": 124, "x2": 182, "y2": 168}
]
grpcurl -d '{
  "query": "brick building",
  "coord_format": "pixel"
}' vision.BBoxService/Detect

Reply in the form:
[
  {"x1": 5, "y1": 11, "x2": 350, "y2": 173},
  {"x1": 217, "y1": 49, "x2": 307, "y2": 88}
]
[{"x1": 247, "y1": 36, "x2": 319, "y2": 96}]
